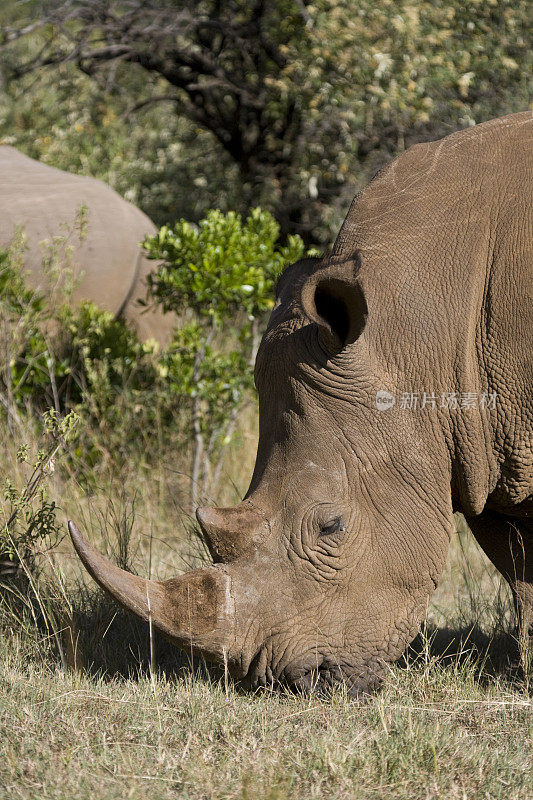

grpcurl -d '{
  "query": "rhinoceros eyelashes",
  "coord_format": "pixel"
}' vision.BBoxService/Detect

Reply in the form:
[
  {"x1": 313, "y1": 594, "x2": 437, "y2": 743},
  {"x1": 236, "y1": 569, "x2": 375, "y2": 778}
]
[{"x1": 319, "y1": 516, "x2": 345, "y2": 537}]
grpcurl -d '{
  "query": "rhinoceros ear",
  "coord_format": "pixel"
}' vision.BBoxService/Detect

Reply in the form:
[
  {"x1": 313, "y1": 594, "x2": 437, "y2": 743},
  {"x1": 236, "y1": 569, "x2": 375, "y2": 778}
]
[{"x1": 301, "y1": 259, "x2": 367, "y2": 351}]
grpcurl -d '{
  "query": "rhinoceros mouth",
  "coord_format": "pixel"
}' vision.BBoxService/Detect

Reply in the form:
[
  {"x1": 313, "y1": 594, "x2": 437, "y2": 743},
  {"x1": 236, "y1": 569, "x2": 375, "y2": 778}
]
[
  {"x1": 242, "y1": 649, "x2": 384, "y2": 699},
  {"x1": 288, "y1": 661, "x2": 384, "y2": 699},
  {"x1": 290, "y1": 667, "x2": 381, "y2": 699}
]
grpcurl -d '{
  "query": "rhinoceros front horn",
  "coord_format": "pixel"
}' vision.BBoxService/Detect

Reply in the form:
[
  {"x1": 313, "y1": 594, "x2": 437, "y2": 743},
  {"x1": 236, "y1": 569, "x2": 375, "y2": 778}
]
[{"x1": 68, "y1": 521, "x2": 234, "y2": 658}]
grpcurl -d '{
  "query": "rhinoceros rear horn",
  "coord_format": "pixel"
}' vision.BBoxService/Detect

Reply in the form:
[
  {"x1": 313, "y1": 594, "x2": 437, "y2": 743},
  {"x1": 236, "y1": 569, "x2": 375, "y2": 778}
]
[
  {"x1": 68, "y1": 521, "x2": 234, "y2": 655},
  {"x1": 196, "y1": 504, "x2": 265, "y2": 563},
  {"x1": 301, "y1": 258, "x2": 367, "y2": 350}
]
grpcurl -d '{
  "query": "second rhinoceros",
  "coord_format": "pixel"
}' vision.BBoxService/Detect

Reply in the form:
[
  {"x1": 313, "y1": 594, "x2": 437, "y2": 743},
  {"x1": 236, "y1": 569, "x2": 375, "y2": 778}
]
[
  {"x1": 0, "y1": 146, "x2": 173, "y2": 343},
  {"x1": 69, "y1": 111, "x2": 532, "y2": 695}
]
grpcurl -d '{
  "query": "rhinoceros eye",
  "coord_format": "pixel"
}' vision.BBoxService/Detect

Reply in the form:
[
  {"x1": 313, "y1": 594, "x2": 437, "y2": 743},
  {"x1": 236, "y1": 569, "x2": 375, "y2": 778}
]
[{"x1": 319, "y1": 517, "x2": 345, "y2": 537}]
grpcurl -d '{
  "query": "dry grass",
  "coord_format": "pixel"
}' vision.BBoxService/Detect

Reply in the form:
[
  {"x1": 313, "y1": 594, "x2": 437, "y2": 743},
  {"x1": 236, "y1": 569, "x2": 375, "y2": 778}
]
[
  {"x1": 1, "y1": 625, "x2": 530, "y2": 800},
  {"x1": 0, "y1": 422, "x2": 531, "y2": 799}
]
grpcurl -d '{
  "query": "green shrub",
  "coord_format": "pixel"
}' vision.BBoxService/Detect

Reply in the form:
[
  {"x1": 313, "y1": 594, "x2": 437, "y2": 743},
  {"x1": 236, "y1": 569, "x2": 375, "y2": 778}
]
[
  {"x1": 144, "y1": 208, "x2": 305, "y2": 324},
  {"x1": 0, "y1": 234, "x2": 51, "y2": 422},
  {"x1": 0, "y1": 208, "x2": 307, "y2": 505},
  {"x1": 1, "y1": 409, "x2": 79, "y2": 569},
  {"x1": 144, "y1": 208, "x2": 307, "y2": 505},
  {"x1": 56, "y1": 301, "x2": 159, "y2": 418}
]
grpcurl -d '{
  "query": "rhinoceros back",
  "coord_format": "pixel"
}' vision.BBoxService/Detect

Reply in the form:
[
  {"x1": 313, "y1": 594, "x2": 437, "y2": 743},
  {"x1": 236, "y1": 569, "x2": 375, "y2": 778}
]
[
  {"x1": 331, "y1": 112, "x2": 532, "y2": 516},
  {"x1": 0, "y1": 146, "x2": 173, "y2": 342}
]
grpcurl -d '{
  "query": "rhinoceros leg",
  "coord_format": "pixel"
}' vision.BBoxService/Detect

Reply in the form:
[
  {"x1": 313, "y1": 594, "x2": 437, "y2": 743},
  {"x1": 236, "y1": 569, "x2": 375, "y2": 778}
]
[{"x1": 467, "y1": 512, "x2": 533, "y2": 640}]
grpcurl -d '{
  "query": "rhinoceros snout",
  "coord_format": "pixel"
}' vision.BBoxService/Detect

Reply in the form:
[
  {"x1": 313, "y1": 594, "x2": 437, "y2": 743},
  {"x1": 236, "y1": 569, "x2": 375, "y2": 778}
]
[
  {"x1": 241, "y1": 644, "x2": 384, "y2": 699},
  {"x1": 285, "y1": 660, "x2": 384, "y2": 699}
]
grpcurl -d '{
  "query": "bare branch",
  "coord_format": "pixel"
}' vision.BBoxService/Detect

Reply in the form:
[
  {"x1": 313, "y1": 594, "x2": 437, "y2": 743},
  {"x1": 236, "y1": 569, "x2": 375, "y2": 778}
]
[
  {"x1": 121, "y1": 92, "x2": 180, "y2": 119},
  {"x1": 294, "y1": 0, "x2": 314, "y2": 29},
  {"x1": 1, "y1": 0, "x2": 320, "y2": 237}
]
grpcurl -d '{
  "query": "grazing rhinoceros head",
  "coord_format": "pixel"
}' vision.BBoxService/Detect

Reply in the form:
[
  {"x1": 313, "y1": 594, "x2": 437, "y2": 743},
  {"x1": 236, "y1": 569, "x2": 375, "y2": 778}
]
[{"x1": 70, "y1": 252, "x2": 455, "y2": 696}]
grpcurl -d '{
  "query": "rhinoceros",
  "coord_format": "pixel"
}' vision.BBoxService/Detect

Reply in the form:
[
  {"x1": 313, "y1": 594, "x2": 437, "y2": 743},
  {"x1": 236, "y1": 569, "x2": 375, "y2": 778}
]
[
  {"x1": 0, "y1": 146, "x2": 173, "y2": 342},
  {"x1": 69, "y1": 111, "x2": 532, "y2": 695}
]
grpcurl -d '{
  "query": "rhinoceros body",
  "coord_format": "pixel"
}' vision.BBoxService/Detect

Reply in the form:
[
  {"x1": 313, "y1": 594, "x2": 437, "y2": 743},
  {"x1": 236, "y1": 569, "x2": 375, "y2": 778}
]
[
  {"x1": 70, "y1": 112, "x2": 533, "y2": 695},
  {"x1": 0, "y1": 146, "x2": 172, "y2": 342}
]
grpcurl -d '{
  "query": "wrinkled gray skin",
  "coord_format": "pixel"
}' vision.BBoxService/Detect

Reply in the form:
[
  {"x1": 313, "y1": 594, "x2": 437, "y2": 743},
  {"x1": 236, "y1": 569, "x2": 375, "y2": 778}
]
[
  {"x1": 0, "y1": 146, "x2": 173, "y2": 343},
  {"x1": 70, "y1": 112, "x2": 532, "y2": 696}
]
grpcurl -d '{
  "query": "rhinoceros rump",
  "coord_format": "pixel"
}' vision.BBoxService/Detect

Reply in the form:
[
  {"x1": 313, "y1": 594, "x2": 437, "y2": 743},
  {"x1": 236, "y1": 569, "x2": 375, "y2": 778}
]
[
  {"x1": 0, "y1": 146, "x2": 173, "y2": 343},
  {"x1": 69, "y1": 112, "x2": 533, "y2": 695}
]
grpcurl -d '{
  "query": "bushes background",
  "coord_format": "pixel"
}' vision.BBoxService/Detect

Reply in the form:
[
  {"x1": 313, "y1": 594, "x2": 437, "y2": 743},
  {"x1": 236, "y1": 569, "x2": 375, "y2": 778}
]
[
  {"x1": 1, "y1": 0, "x2": 530, "y2": 245},
  {"x1": 0, "y1": 208, "x2": 305, "y2": 514}
]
